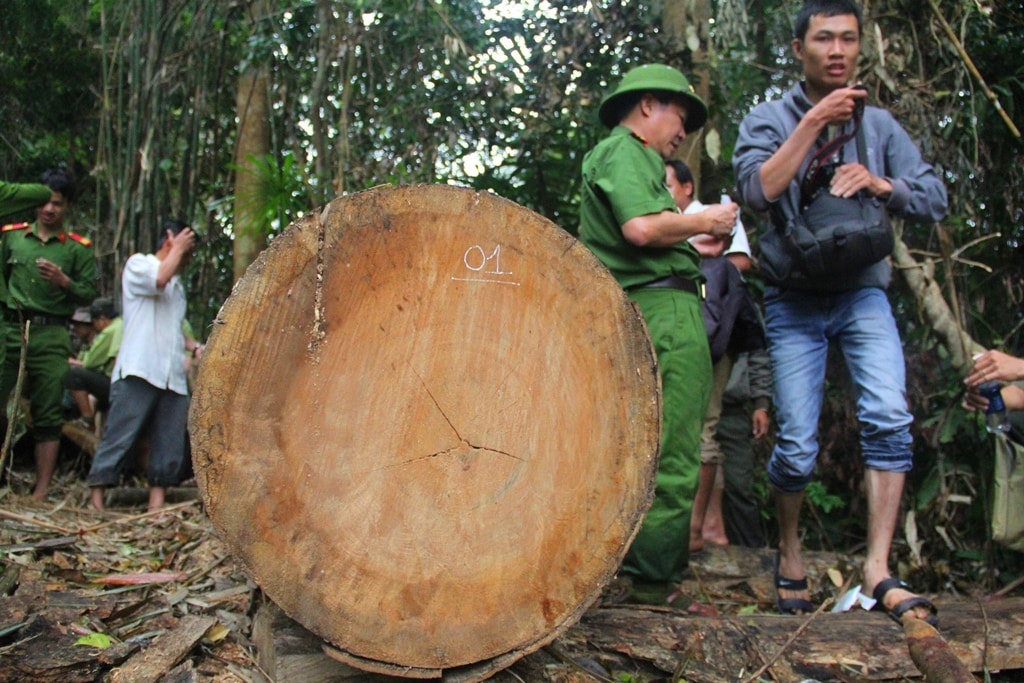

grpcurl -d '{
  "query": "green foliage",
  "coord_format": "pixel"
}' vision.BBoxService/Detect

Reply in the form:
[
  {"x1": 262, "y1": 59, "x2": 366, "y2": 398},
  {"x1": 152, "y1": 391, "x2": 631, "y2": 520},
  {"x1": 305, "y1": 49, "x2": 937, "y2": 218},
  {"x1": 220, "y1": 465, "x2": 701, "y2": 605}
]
[
  {"x1": 231, "y1": 152, "x2": 311, "y2": 238},
  {"x1": 803, "y1": 481, "x2": 846, "y2": 515},
  {"x1": 75, "y1": 632, "x2": 113, "y2": 649},
  {"x1": 0, "y1": 2, "x2": 98, "y2": 181}
]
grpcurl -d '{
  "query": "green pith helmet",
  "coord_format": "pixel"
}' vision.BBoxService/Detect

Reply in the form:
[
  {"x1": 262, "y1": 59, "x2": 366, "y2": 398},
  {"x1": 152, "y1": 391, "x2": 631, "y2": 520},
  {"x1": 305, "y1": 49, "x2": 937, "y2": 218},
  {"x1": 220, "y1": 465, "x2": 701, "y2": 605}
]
[{"x1": 598, "y1": 64, "x2": 708, "y2": 132}]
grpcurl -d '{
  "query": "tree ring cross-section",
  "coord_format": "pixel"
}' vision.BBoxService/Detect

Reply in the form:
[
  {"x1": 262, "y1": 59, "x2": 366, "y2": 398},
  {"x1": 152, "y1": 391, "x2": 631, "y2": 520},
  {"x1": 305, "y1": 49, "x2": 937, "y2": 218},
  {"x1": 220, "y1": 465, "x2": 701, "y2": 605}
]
[{"x1": 189, "y1": 184, "x2": 661, "y2": 681}]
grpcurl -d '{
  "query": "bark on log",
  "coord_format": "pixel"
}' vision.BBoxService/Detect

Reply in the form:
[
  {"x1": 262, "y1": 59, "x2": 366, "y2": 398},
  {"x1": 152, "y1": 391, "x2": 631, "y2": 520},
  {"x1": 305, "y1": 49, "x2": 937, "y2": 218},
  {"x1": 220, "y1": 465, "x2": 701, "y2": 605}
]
[
  {"x1": 249, "y1": 593, "x2": 1024, "y2": 683},
  {"x1": 190, "y1": 185, "x2": 661, "y2": 680},
  {"x1": 107, "y1": 614, "x2": 216, "y2": 683},
  {"x1": 577, "y1": 599, "x2": 1024, "y2": 682},
  {"x1": 0, "y1": 615, "x2": 105, "y2": 683}
]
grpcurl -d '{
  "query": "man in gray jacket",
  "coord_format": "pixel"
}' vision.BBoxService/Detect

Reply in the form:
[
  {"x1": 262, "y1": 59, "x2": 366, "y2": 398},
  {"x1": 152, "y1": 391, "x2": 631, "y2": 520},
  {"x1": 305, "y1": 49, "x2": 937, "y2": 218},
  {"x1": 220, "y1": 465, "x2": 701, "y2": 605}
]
[{"x1": 732, "y1": 0, "x2": 946, "y2": 623}]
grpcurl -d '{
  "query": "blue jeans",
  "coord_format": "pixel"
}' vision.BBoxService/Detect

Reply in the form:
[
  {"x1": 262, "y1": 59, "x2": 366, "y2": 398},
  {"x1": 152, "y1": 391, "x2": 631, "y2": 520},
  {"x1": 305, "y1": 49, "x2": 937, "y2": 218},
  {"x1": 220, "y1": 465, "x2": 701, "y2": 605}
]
[{"x1": 764, "y1": 287, "x2": 913, "y2": 493}]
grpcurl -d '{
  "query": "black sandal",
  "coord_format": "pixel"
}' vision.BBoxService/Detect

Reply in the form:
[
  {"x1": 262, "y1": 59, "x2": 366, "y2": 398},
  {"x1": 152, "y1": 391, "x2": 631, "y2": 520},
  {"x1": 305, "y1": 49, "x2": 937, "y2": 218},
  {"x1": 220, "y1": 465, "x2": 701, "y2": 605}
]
[
  {"x1": 871, "y1": 577, "x2": 939, "y2": 627},
  {"x1": 774, "y1": 552, "x2": 815, "y2": 614}
]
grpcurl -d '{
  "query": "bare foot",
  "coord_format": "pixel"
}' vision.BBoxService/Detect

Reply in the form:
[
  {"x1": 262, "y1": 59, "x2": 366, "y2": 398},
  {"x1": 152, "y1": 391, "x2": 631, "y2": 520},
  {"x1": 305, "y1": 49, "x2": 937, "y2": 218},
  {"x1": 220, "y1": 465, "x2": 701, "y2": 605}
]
[
  {"x1": 147, "y1": 486, "x2": 166, "y2": 512},
  {"x1": 702, "y1": 532, "x2": 729, "y2": 547},
  {"x1": 90, "y1": 486, "x2": 105, "y2": 511},
  {"x1": 689, "y1": 533, "x2": 704, "y2": 553}
]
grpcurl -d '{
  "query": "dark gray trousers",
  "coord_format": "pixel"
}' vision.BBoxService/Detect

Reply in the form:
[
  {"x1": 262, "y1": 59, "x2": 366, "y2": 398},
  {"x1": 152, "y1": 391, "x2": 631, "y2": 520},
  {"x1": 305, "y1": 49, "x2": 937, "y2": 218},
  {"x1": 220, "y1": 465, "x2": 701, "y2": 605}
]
[
  {"x1": 87, "y1": 376, "x2": 189, "y2": 488},
  {"x1": 717, "y1": 400, "x2": 767, "y2": 548}
]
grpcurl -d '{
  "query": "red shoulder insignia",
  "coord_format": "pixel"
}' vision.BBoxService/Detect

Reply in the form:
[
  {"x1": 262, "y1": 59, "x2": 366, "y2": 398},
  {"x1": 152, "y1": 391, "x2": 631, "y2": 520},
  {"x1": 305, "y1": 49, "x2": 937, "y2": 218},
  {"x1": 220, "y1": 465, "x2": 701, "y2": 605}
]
[
  {"x1": 68, "y1": 232, "x2": 92, "y2": 247},
  {"x1": 1, "y1": 223, "x2": 29, "y2": 232}
]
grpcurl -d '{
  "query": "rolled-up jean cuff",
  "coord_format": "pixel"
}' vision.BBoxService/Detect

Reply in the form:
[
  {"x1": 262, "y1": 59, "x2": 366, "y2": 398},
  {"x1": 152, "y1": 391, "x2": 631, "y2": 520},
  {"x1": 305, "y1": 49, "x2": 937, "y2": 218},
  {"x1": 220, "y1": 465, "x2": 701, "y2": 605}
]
[{"x1": 767, "y1": 465, "x2": 813, "y2": 494}]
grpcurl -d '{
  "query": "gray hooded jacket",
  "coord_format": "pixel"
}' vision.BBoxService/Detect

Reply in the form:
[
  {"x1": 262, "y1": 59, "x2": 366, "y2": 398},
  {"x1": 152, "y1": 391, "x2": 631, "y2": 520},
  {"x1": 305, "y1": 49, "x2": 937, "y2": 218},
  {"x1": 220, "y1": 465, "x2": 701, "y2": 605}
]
[{"x1": 732, "y1": 82, "x2": 948, "y2": 291}]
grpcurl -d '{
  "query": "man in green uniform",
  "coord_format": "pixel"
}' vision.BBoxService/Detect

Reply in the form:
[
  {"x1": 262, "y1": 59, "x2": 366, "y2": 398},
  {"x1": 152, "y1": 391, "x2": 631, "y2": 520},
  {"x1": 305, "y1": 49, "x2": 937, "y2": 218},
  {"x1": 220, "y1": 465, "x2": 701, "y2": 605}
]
[
  {"x1": 578, "y1": 64, "x2": 737, "y2": 586},
  {"x1": 1, "y1": 167, "x2": 98, "y2": 501},
  {"x1": 66, "y1": 297, "x2": 123, "y2": 429},
  {"x1": 0, "y1": 179, "x2": 54, "y2": 368}
]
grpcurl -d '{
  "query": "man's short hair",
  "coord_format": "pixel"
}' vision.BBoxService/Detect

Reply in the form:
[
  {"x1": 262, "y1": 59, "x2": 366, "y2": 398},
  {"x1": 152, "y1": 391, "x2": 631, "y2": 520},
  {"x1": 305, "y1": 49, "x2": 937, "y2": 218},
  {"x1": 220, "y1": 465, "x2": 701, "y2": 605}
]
[
  {"x1": 601, "y1": 91, "x2": 689, "y2": 130},
  {"x1": 39, "y1": 167, "x2": 78, "y2": 203},
  {"x1": 794, "y1": 0, "x2": 863, "y2": 40},
  {"x1": 89, "y1": 297, "x2": 117, "y2": 320},
  {"x1": 665, "y1": 159, "x2": 694, "y2": 187},
  {"x1": 156, "y1": 219, "x2": 195, "y2": 251}
]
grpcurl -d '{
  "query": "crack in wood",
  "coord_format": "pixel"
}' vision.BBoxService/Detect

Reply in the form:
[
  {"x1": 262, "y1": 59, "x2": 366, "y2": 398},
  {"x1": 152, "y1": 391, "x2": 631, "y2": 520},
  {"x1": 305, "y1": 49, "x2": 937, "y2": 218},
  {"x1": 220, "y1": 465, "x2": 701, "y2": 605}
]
[
  {"x1": 308, "y1": 210, "x2": 328, "y2": 358},
  {"x1": 406, "y1": 363, "x2": 522, "y2": 464}
]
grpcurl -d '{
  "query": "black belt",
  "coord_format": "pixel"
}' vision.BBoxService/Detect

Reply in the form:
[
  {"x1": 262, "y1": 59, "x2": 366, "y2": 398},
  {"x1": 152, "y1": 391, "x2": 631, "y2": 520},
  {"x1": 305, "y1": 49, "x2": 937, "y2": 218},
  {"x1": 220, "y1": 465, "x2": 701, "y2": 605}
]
[
  {"x1": 634, "y1": 275, "x2": 705, "y2": 299},
  {"x1": 2, "y1": 309, "x2": 69, "y2": 327}
]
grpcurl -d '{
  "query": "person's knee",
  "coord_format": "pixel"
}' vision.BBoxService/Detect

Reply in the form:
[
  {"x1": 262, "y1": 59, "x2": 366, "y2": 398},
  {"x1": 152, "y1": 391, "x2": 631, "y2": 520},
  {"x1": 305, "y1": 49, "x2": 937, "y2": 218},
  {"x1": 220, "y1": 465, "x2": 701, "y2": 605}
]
[
  {"x1": 65, "y1": 367, "x2": 86, "y2": 391},
  {"x1": 767, "y1": 455, "x2": 813, "y2": 493},
  {"x1": 861, "y1": 426, "x2": 913, "y2": 470}
]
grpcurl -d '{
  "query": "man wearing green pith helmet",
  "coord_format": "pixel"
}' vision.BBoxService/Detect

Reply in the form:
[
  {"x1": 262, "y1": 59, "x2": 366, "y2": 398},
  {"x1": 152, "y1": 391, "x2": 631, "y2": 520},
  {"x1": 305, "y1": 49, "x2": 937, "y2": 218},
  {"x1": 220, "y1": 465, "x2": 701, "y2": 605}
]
[{"x1": 579, "y1": 64, "x2": 737, "y2": 588}]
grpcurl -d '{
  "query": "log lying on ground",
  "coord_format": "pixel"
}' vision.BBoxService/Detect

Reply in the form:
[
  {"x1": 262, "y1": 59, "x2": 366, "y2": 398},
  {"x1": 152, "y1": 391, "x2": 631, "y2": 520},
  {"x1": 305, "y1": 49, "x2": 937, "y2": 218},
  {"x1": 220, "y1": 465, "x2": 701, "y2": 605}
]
[
  {"x1": 190, "y1": 185, "x2": 661, "y2": 681},
  {"x1": 577, "y1": 599, "x2": 1024, "y2": 681},
  {"x1": 252, "y1": 593, "x2": 1024, "y2": 683}
]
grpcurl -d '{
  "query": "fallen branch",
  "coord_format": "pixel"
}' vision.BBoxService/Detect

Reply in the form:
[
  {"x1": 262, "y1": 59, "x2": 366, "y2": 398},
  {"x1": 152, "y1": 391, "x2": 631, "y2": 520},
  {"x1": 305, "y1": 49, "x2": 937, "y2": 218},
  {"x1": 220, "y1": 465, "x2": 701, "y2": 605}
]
[
  {"x1": 0, "y1": 508, "x2": 74, "y2": 535},
  {"x1": 1, "y1": 320, "x2": 31, "y2": 480},
  {"x1": 76, "y1": 500, "x2": 199, "y2": 534},
  {"x1": 984, "y1": 574, "x2": 1024, "y2": 599},
  {"x1": 92, "y1": 572, "x2": 189, "y2": 586},
  {"x1": 904, "y1": 617, "x2": 976, "y2": 683}
]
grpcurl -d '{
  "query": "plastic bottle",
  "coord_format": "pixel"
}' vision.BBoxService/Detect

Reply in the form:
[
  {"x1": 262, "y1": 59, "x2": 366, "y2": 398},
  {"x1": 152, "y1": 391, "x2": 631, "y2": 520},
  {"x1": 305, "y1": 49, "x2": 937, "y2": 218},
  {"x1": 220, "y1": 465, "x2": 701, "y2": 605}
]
[
  {"x1": 721, "y1": 193, "x2": 737, "y2": 237},
  {"x1": 978, "y1": 381, "x2": 1011, "y2": 434}
]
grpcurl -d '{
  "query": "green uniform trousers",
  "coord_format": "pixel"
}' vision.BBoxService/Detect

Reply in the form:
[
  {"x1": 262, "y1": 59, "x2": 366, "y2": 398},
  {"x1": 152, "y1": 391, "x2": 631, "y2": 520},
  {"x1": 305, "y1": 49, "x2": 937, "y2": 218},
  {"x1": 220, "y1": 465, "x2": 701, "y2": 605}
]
[
  {"x1": 1, "y1": 321, "x2": 72, "y2": 441},
  {"x1": 622, "y1": 287, "x2": 711, "y2": 582}
]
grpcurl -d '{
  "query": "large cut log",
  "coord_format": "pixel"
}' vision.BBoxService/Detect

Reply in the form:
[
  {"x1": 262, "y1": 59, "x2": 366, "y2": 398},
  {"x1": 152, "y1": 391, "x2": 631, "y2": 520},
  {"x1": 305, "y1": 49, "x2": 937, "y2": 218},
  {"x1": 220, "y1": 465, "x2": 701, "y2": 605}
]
[{"x1": 190, "y1": 184, "x2": 661, "y2": 681}]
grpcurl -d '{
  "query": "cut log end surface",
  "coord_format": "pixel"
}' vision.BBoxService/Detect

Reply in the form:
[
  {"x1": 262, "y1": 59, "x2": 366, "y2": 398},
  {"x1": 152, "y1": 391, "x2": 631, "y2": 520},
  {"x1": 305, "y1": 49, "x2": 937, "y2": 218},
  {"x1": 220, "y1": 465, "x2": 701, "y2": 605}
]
[{"x1": 190, "y1": 185, "x2": 660, "y2": 675}]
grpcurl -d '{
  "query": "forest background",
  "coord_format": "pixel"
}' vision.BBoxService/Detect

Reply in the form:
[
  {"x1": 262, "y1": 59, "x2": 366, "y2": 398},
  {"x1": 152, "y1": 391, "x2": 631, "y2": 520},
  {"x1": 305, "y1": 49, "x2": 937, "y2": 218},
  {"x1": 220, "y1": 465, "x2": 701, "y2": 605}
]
[{"x1": 1, "y1": 0, "x2": 1022, "y2": 593}]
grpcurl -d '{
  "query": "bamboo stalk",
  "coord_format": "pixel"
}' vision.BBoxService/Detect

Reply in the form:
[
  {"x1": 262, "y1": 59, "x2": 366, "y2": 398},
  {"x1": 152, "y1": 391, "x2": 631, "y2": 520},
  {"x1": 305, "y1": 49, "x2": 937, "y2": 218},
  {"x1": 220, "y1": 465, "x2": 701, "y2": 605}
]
[
  {"x1": 1, "y1": 321, "x2": 32, "y2": 480},
  {"x1": 928, "y1": 0, "x2": 1021, "y2": 138}
]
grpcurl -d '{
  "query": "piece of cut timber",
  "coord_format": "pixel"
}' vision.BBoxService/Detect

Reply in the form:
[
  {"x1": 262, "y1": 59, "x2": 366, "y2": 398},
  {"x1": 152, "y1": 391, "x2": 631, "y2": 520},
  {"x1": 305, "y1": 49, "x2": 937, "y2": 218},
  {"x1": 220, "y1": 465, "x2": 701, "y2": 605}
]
[{"x1": 190, "y1": 184, "x2": 660, "y2": 681}]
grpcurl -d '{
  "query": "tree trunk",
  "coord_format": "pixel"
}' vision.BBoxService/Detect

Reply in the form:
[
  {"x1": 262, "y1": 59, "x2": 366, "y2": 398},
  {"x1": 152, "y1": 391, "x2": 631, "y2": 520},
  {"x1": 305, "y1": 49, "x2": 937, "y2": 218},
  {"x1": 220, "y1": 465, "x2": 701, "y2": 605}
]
[
  {"x1": 662, "y1": 0, "x2": 711, "y2": 192},
  {"x1": 891, "y1": 231, "x2": 982, "y2": 371},
  {"x1": 232, "y1": 0, "x2": 271, "y2": 281},
  {"x1": 190, "y1": 185, "x2": 661, "y2": 680}
]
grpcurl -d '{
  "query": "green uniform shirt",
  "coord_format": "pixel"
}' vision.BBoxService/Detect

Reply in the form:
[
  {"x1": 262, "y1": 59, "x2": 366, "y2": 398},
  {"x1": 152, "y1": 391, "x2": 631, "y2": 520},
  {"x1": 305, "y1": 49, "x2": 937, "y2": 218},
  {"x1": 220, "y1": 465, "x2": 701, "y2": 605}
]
[
  {"x1": 79, "y1": 315, "x2": 123, "y2": 376},
  {"x1": 0, "y1": 181, "x2": 50, "y2": 218},
  {"x1": 579, "y1": 126, "x2": 702, "y2": 290},
  {"x1": 1, "y1": 223, "x2": 98, "y2": 316}
]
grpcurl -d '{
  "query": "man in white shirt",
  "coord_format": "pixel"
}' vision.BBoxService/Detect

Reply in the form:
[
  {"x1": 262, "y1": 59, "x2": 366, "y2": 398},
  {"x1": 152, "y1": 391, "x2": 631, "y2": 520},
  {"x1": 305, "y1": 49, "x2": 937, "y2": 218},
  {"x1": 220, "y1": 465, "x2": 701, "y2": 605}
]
[
  {"x1": 88, "y1": 220, "x2": 201, "y2": 512},
  {"x1": 666, "y1": 160, "x2": 759, "y2": 552}
]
